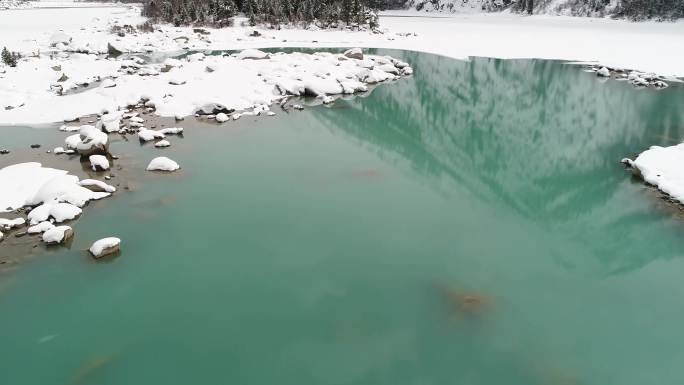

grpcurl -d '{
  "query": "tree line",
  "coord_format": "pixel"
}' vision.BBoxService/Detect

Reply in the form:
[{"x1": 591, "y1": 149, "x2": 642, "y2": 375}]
[{"x1": 142, "y1": 0, "x2": 405, "y2": 28}]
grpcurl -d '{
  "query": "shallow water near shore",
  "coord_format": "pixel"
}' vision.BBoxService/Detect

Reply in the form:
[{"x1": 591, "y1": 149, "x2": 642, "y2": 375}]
[{"x1": 2, "y1": 50, "x2": 684, "y2": 385}]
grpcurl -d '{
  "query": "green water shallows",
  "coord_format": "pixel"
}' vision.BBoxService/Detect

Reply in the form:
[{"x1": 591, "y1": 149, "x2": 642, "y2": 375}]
[{"x1": 2, "y1": 51, "x2": 684, "y2": 385}]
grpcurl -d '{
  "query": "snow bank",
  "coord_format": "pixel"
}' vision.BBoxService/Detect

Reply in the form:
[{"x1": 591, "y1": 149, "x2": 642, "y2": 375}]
[
  {"x1": 629, "y1": 144, "x2": 684, "y2": 204},
  {"x1": 0, "y1": 163, "x2": 67, "y2": 212},
  {"x1": 89, "y1": 237, "x2": 121, "y2": 258},
  {"x1": 29, "y1": 174, "x2": 109, "y2": 208},
  {"x1": 0, "y1": 48, "x2": 410, "y2": 125},
  {"x1": 146, "y1": 157, "x2": 180, "y2": 172}
]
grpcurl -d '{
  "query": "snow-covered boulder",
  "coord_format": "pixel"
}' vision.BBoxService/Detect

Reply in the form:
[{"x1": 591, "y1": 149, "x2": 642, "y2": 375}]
[
  {"x1": 215, "y1": 113, "x2": 229, "y2": 123},
  {"x1": 99, "y1": 112, "x2": 122, "y2": 133},
  {"x1": 28, "y1": 201, "x2": 82, "y2": 224},
  {"x1": 27, "y1": 221, "x2": 55, "y2": 234},
  {"x1": 237, "y1": 49, "x2": 269, "y2": 60},
  {"x1": 89, "y1": 237, "x2": 121, "y2": 258},
  {"x1": 158, "y1": 127, "x2": 183, "y2": 135},
  {"x1": 597, "y1": 67, "x2": 610, "y2": 77},
  {"x1": 138, "y1": 128, "x2": 165, "y2": 142},
  {"x1": 154, "y1": 140, "x2": 170, "y2": 148},
  {"x1": 344, "y1": 48, "x2": 364, "y2": 60},
  {"x1": 79, "y1": 179, "x2": 116, "y2": 193},
  {"x1": 67, "y1": 125, "x2": 108, "y2": 156},
  {"x1": 196, "y1": 103, "x2": 231, "y2": 115},
  {"x1": 49, "y1": 32, "x2": 72, "y2": 47},
  {"x1": 377, "y1": 63, "x2": 400, "y2": 75},
  {"x1": 28, "y1": 174, "x2": 110, "y2": 208},
  {"x1": 0, "y1": 217, "x2": 25, "y2": 230},
  {"x1": 146, "y1": 157, "x2": 180, "y2": 172},
  {"x1": 42, "y1": 225, "x2": 74, "y2": 244},
  {"x1": 89, "y1": 155, "x2": 110, "y2": 171}
]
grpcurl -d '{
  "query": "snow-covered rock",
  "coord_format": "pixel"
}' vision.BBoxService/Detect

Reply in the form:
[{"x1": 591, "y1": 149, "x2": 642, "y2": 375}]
[
  {"x1": 154, "y1": 140, "x2": 170, "y2": 148},
  {"x1": 344, "y1": 48, "x2": 364, "y2": 60},
  {"x1": 158, "y1": 127, "x2": 183, "y2": 135},
  {"x1": 236, "y1": 49, "x2": 269, "y2": 60},
  {"x1": 98, "y1": 112, "x2": 122, "y2": 133},
  {"x1": 49, "y1": 32, "x2": 72, "y2": 47},
  {"x1": 28, "y1": 174, "x2": 109, "y2": 208},
  {"x1": 42, "y1": 225, "x2": 74, "y2": 244},
  {"x1": 89, "y1": 155, "x2": 110, "y2": 171},
  {"x1": 138, "y1": 128, "x2": 165, "y2": 142},
  {"x1": 28, "y1": 201, "x2": 82, "y2": 224},
  {"x1": 597, "y1": 67, "x2": 611, "y2": 77},
  {"x1": 27, "y1": 221, "x2": 55, "y2": 234},
  {"x1": 146, "y1": 157, "x2": 180, "y2": 172},
  {"x1": 215, "y1": 113, "x2": 229, "y2": 123},
  {"x1": 79, "y1": 179, "x2": 116, "y2": 193},
  {"x1": 67, "y1": 125, "x2": 108, "y2": 156},
  {"x1": 0, "y1": 217, "x2": 25, "y2": 230},
  {"x1": 89, "y1": 237, "x2": 121, "y2": 258}
]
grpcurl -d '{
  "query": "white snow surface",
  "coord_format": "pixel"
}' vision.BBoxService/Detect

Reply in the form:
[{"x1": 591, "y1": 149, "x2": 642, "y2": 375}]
[
  {"x1": 1, "y1": 3, "x2": 682, "y2": 125},
  {"x1": 0, "y1": 162, "x2": 67, "y2": 212},
  {"x1": 630, "y1": 144, "x2": 684, "y2": 204},
  {"x1": 146, "y1": 157, "x2": 180, "y2": 172},
  {"x1": 89, "y1": 237, "x2": 120, "y2": 257}
]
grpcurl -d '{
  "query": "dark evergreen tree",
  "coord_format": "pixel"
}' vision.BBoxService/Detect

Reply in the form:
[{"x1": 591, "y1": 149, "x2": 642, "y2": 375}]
[{"x1": 2, "y1": 47, "x2": 18, "y2": 67}]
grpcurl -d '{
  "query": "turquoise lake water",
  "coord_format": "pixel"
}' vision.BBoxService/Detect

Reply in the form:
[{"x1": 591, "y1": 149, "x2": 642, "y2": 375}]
[{"x1": 2, "y1": 50, "x2": 684, "y2": 385}]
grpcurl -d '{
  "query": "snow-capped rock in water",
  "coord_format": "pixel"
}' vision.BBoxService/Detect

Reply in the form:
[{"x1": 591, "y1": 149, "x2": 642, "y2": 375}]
[
  {"x1": 596, "y1": 67, "x2": 611, "y2": 77},
  {"x1": 627, "y1": 143, "x2": 684, "y2": 204},
  {"x1": 146, "y1": 157, "x2": 180, "y2": 172},
  {"x1": 42, "y1": 225, "x2": 74, "y2": 245},
  {"x1": 79, "y1": 179, "x2": 116, "y2": 193},
  {"x1": 344, "y1": 48, "x2": 364, "y2": 60},
  {"x1": 138, "y1": 128, "x2": 165, "y2": 142},
  {"x1": 236, "y1": 49, "x2": 269, "y2": 60},
  {"x1": 28, "y1": 201, "x2": 82, "y2": 224},
  {"x1": 89, "y1": 237, "x2": 121, "y2": 259},
  {"x1": 215, "y1": 113, "x2": 229, "y2": 123},
  {"x1": 89, "y1": 155, "x2": 110, "y2": 171},
  {"x1": 65, "y1": 125, "x2": 108, "y2": 156},
  {"x1": 158, "y1": 127, "x2": 183, "y2": 135},
  {"x1": 154, "y1": 140, "x2": 170, "y2": 148}
]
